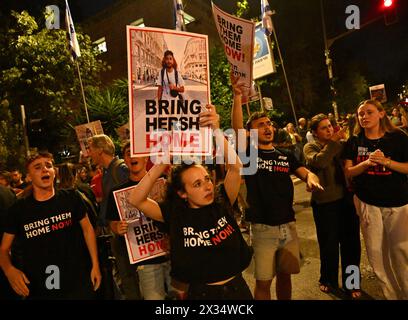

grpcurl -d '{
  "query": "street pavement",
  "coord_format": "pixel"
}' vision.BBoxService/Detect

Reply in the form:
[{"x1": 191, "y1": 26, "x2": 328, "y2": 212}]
[{"x1": 241, "y1": 177, "x2": 384, "y2": 300}]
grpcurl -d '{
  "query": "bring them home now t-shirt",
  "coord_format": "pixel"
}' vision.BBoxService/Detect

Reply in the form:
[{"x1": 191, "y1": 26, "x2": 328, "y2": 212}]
[
  {"x1": 159, "y1": 185, "x2": 252, "y2": 285},
  {"x1": 243, "y1": 147, "x2": 301, "y2": 226},
  {"x1": 5, "y1": 189, "x2": 93, "y2": 299},
  {"x1": 343, "y1": 131, "x2": 408, "y2": 207}
]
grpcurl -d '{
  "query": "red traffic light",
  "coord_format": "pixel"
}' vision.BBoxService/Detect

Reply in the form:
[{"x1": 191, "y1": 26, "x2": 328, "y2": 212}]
[
  {"x1": 382, "y1": 0, "x2": 398, "y2": 25},
  {"x1": 384, "y1": 0, "x2": 393, "y2": 8}
]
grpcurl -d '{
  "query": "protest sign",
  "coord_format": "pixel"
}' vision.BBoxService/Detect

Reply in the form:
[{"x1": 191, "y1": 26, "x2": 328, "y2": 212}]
[
  {"x1": 74, "y1": 120, "x2": 104, "y2": 157},
  {"x1": 127, "y1": 26, "x2": 212, "y2": 157},
  {"x1": 253, "y1": 22, "x2": 276, "y2": 79},
  {"x1": 212, "y1": 2, "x2": 255, "y2": 88},
  {"x1": 369, "y1": 84, "x2": 387, "y2": 103},
  {"x1": 113, "y1": 178, "x2": 167, "y2": 264},
  {"x1": 116, "y1": 123, "x2": 130, "y2": 142}
]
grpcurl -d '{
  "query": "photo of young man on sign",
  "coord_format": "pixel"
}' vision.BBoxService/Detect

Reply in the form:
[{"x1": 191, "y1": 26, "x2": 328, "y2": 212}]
[{"x1": 127, "y1": 26, "x2": 212, "y2": 157}]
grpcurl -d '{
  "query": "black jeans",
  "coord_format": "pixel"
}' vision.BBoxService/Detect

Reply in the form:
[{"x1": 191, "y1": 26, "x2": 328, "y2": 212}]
[
  {"x1": 187, "y1": 274, "x2": 253, "y2": 300},
  {"x1": 311, "y1": 196, "x2": 361, "y2": 288}
]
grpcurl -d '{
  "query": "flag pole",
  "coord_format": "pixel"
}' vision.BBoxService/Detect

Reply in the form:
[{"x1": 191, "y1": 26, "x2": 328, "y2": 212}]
[
  {"x1": 75, "y1": 61, "x2": 90, "y2": 123},
  {"x1": 269, "y1": 16, "x2": 298, "y2": 125},
  {"x1": 262, "y1": 0, "x2": 298, "y2": 124},
  {"x1": 174, "y1": 0, "x2": 186, "y2": 31},
  {"x1": 66, "y1": 0, "x2": 89, "y2": 123},
  {"x1": 245, "y1": 102, "x2": 251, "y2": 117}
]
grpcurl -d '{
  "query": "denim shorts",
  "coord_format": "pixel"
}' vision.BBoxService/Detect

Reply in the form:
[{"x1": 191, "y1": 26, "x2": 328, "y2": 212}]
[
  {"x1": 137, "y1": 261, "x2": 172, "y2": 300},
  {"x1": 251, "y1": 222, "x2": 300, "y2": 281}
]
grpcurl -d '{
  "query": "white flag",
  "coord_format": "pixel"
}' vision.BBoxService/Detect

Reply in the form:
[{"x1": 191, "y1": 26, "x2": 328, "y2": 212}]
[
  {"x1": 65, "y1": 0, "x2": 81, "y2": 60},
  {"x1": 174, "y1": 0, "x2": 186, "y2": 31},
  {"x1": 261, "y1": 0, "x2": 273, "y2": 36}
]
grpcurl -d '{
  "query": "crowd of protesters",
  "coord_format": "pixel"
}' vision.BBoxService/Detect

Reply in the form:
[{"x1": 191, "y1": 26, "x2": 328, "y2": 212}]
[{"x1": 1, "y1": 79, "x2": 407, "y2": 300}]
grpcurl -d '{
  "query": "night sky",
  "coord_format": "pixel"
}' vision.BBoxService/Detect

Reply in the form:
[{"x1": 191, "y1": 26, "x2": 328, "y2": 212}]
[{"x1": 1, "y1": 0, "x2": 407, "y2": 102}]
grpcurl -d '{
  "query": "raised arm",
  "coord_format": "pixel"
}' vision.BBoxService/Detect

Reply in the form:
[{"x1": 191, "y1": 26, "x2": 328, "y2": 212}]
[
  {"x1": 303, "y1": 141, "x2": 343, "y2": 169},
  {"x1": 200, "y1": 104, "x2": 243, "y2": 205},
  {"x1": 230, "y1": 73, "x2": 248, "y2": 154},
  {"x1": 128, "y1": 164, "x2": 168, "y2": 222}
]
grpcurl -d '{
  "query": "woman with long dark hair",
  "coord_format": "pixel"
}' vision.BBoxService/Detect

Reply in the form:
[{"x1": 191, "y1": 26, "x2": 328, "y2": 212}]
[
  {"x1": 129, "y1": 105, "x2": 253, "y2": 300},
  {"x1": 343, "y1": 99, "x2": 408, "y2": 300}
]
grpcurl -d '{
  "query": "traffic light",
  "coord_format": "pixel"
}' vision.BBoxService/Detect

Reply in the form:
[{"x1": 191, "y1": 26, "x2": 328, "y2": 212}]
[
  {"x1": 383, "y1": 0, "x2": 393, "y2": 8},
  {"x1": 383, "y1": 0, "x2": 398, "y2": 25}
]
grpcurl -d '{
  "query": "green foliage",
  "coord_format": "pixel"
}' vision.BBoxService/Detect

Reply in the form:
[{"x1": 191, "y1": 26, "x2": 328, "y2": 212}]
[
  {"x1": 336, "y1": 63, "x2": 369, "y2": 114},
  {"x1": 0, "y1": 10, "x2": 108, "y2": 157},
  {"x1": 209, "y1": 46, "x2": 234, "y2": 129},
  {"x1": 236, "y1": 0, "x2": 249, "y2": 18},
  {"x1": 79, "y1": 86, "x2": 129, "y2": 138},
  {"x1": 0, "y1": 99, "x2": 25, "y2": 170},
  {"x1": 70, "y1": 78, "x2": 129, "y2": 155}
]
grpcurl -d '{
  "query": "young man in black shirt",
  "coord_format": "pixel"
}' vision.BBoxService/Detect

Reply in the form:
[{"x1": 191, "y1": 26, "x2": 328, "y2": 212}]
[
  {"x1": 231, "y1": 75, "x2": 323, "y2": 300},
  {"x1": 0, "y1": 152, "x2": 101, "y2": 299}
]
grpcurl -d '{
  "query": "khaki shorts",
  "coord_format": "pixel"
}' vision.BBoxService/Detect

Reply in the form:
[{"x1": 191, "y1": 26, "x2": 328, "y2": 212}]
[{"x1": 251, "y1": 222, "x2": 300, "y2": 281}]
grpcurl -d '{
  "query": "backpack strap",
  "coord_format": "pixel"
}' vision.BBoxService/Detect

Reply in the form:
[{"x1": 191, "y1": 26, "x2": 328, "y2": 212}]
[
  {"x1": 161, "y1": 68, "x2": 165, "y2": 87},
  {"x1": 111, "y1": 158, "x2": 125, "y2": 186},
  {"x1": 77, "y1": 190, "x2": 98, "y2": 227},
  {"x1": 162, "y1": 68, "x2": 178, "y2": 86}
]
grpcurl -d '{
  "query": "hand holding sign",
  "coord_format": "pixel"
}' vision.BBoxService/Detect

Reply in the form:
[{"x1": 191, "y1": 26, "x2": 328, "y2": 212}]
[
  {"x1": 230, "y1": 71, "x2": 246, "y2": 96},
  {"x1": 111, "y1": 220, "x2": 129, "y2": 236},
  {"x1": 199, "y1": 104, "x2": 220, "y2": 130}
]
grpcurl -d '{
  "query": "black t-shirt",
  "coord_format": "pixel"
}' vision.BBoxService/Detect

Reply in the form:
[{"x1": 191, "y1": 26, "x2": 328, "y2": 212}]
[
  {"x1": 159, "y1": 185, "x2": 252, "y2": 284},
  {"x1": 106, "y1": 180, "x2": 167, "y2": 266},
  {"x1": 343, "y1": 131, "x2": 408, "y2": 207},
  {"x1": 4, "y1": 189, "x2": 93, "y2": 299},
  {"x1": 243, "y1": 147, "x2": 301, "y2": 226}
]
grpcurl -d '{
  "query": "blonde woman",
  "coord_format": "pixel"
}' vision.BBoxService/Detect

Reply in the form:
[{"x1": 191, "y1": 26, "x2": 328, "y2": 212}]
[{"x1": 343, "y1": 100, "x2": 408, "y2": 300}]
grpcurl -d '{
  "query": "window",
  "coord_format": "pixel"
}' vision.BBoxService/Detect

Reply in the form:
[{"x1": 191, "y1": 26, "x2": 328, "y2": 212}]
[
  {"x1": 131, "y1": 18, "x2": 145, "y2": 27},
  {"x1": 93, "y1": 37, "x2": 107, "y2": 53}
]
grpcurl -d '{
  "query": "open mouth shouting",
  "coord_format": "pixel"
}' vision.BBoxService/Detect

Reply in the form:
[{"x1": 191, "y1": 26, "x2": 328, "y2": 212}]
[
  {"x1": 264, "y1": 130, "x2": 273, "y2": 138},
  {"x1": 41, "y1": 175, "x2": 51, "y2": 182},
  {"x1": 204, "y1": 192, "x2": 214, "y2": 201}
]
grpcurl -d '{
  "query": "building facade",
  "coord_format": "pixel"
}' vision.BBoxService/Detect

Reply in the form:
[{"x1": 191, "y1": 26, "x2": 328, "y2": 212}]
[
  {"x1": 82, "y1": 0, "x2": 220, "y2": 84},
  {"x1": 180, "y1": 38, "x2": 208, "y2": 84}
]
